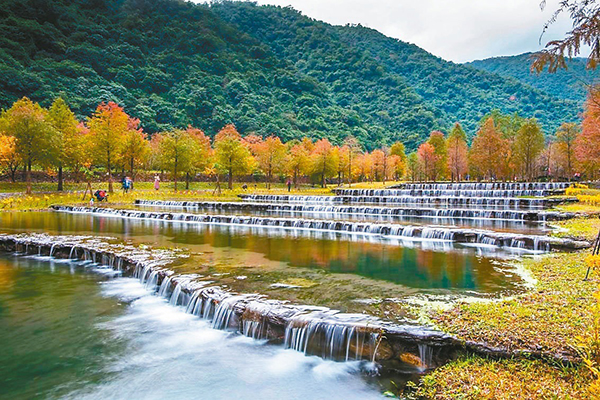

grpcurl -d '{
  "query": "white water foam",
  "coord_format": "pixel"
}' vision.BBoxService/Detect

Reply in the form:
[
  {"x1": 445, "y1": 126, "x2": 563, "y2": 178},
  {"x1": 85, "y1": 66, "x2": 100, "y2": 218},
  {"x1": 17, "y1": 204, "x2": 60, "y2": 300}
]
[{"x1": 66, "y1": 276, "x2": 383, "y2": 399}]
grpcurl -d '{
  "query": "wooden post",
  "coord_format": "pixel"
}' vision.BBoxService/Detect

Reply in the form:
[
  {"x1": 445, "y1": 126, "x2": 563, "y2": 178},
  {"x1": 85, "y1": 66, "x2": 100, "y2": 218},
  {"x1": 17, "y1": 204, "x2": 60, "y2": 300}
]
[
  {"x1": 212, "y1": 174, "x2": 221, "y2": 196},
  {"x1": 82, "y1": 181, "x2": 93, "y2": 201}
]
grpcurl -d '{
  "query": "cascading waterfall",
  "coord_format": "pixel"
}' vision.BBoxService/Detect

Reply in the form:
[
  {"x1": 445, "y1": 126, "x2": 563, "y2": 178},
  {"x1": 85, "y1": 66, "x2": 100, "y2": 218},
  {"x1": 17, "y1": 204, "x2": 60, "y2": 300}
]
[
  {"x1": 0, "y1": 233, "x2": 465, "y2": 372},
  {"x1": 333, "y1": 188, "x2": 566, "y2": 197},
  {"x1": 238, "y1": 194, "x2": 560, "y2": 208},
  {"x1": 135, "y1": 199, "x2": 574, "y2": 222},
  {"x1": 145, "y1": 270, "x2": 159, "y2": 290},
  {"x1": 283, "y1": 312, "x2": 380, "y2": 361},
  {"x1": 158, "y1": 276, "x2": 172, "y2": 297},
  {"x1": 391, "y1": 182, "x2": 570, "y2": 191},
  {"x1": 169, "y1": 283, "x2": 183, "y2": 306},
  {"x1": 418, "y1": 344, "x2": 434, "y2": 372},
  {"x1": 211, "y1": 295, "x2": 250, "y2": 330},
  {"x1": 52, "y1": 205, "x2": 588, "y2": 252}
]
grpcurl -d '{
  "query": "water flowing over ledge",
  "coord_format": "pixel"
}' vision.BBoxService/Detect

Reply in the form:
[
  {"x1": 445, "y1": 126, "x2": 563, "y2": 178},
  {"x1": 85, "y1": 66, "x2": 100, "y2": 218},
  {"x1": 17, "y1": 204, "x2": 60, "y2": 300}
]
[
  {"x1": 134, "y1": 199, "x2": 575, "y2": 222},
  {"x1": 51, "y1": 205, "x2": 589, "y2": 252},
  {"x1": 0, "y1": 233, "x2": 457, "y2": 372},
  {"x1": 238, "y1": 194, "x2": 575, "y2": 208},
  {"x1": 0, "y1": 233, "x2": 581, "y2": 369},
  {"x1": 332, "y1": 188, "x2": 566, "y2": 198},
  {"x1": 390, "y1": 182, "x2": 571, "y2": 191}
]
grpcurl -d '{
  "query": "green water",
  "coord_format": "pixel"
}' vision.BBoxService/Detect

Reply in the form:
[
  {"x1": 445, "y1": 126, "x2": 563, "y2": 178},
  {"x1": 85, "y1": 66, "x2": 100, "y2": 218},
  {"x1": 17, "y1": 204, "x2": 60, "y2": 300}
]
[
  {"x1": 0, "y1": 255, "x2": 125, "y2": 399},
  {"x1": 0, "y1": 211, "x2": 523, "y2": 295},
  {"x1": 0, "y1": 255, "x2": 385, "y2": 399},
  {"x1": 0, "y1": 210, "x2": 532, "y2": 398}
]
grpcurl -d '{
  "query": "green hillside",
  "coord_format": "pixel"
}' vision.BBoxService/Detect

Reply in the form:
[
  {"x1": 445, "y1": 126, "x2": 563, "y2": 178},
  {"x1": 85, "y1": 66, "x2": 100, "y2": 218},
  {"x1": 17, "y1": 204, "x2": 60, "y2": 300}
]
[
  {"x1": 467, "y1": 53, "x2": 600, "y2": 103},
  {"x1": 0, "y1": 0, "x2": 583, "y2": 150}
]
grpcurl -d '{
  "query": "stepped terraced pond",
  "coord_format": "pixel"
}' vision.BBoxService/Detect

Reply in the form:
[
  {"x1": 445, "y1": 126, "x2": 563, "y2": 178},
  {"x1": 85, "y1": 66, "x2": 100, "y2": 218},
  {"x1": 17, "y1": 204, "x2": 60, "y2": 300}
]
[{"x1": 0, "y1": 182, "x2": 586, "y2": 398}]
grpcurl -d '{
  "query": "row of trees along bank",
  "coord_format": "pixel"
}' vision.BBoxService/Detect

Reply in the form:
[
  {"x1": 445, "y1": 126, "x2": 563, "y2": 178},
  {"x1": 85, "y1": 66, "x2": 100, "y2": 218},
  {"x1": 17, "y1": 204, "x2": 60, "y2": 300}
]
[{"x1": 0, "y1": 95, "x2": 599, "y2": 194}]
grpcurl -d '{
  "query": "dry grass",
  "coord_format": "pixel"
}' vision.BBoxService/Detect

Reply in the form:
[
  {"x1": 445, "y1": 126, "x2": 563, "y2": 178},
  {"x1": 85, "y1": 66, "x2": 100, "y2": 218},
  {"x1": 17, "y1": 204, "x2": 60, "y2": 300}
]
[
  {"x1": 415, "y1": 355, "x2": 590, "y2": 399},
  {"x1": 0, "y1": 183, "x2": 341, "y2": 211},
  {"x1": 428, "y1": 253, "x2": 596, "y2": 361}
]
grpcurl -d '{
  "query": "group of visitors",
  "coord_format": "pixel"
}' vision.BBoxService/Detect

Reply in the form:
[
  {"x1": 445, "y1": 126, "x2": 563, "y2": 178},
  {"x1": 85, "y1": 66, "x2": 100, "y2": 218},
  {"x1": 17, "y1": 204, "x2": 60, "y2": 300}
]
[{"x1": 89, "y1": 175, "x2": 292, "y2": 207}]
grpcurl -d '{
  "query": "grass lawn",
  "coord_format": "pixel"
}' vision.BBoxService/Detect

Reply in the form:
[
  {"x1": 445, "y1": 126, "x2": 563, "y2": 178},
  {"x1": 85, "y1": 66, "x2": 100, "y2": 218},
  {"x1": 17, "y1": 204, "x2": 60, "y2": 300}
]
[
  {"x1": 427, "y1": 253, "x2": 595, "y2": 361},
  {"x1": 414, "y1": 355, "x2": 590, "y2": 399},
  {"x1": 416, "y1": 250, "x2": 598, "y2": 398},
  {"x1": 0, "y1": 179, "x2": 408, "y2": 211}
]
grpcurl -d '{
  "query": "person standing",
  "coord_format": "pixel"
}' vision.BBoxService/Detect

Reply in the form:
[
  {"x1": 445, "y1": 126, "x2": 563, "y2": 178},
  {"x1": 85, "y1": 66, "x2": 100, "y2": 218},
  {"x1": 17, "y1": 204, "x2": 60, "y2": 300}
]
[
  {"x1": 154, "y1": 175, "x2": 160, "y2": 191},
  {"x1": 286, "y1": 179, "x2": 292, "y2": 192}
]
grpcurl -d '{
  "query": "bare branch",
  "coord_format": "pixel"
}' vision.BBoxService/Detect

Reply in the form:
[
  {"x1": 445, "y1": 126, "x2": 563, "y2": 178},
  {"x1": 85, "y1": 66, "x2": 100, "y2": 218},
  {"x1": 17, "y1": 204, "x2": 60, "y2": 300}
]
[{"x1": 534, "y1": 1, "x2": 600, "y2": 73}]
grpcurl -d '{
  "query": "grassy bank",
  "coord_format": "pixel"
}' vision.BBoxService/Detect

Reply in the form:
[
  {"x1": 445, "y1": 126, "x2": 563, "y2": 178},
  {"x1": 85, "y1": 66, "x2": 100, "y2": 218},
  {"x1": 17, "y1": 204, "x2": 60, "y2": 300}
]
[
  {"x1": 427, "y1": 252, "x2": 595, "y2": 360},
  {"x1": 414, "y1": 251, "x2": 597, "y2": 398},
  {"x1": 0, "y1": 183, "x2": 340, "y2": 211},
  {"x1": 414, "y1": 355, "x2": 590, "y2": 399},
  {"x1": 0, "y1": 180, "x2": 407, "y2": 211},
  {"x1": 553, "y1": 188, "x2": 600, "y2": 242}
]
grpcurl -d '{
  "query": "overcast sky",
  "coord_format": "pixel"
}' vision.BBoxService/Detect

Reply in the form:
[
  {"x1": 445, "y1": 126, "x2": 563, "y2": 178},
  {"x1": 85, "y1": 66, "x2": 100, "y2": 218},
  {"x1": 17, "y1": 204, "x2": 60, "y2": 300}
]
[{"x1": 238, "y1": 0, "x2": 576, "y2": 63}]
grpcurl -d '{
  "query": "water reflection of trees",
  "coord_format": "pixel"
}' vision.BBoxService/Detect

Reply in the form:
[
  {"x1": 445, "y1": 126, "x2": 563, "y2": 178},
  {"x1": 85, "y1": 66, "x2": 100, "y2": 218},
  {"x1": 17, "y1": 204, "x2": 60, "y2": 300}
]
[{"x1": 0, "y1": 212, "x2": 519, "y2": 292}]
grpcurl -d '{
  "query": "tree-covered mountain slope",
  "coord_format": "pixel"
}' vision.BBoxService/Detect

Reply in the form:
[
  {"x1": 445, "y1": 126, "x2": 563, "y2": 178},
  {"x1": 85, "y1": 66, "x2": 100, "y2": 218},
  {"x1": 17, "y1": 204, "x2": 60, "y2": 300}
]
[
  {"x1": 0, "y1": 0, "x2": 583, "y2": 150},
  {"x1": 212, "y1": 2, "x2": 579, "y2": 140},
  {"x1": 467, "y1": 53, "x2": 600, "y2": 104},
  {"x1": 0, "y1": 0, "x2": 383, "y2": 144}
]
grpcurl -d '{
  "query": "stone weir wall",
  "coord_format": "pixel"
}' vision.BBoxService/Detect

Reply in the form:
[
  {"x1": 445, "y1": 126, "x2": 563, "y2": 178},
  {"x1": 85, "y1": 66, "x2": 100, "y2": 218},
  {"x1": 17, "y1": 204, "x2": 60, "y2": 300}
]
[
  {"x1": 134, "y1": 200, "x2": 575, "y2": 222},
  {"x1": 238, "y1": 194, "x2": 575, "y2": 208},
  {"x1": 391, "y1": 182, "x2": 571, "y2": 191},
  {"x1": 52, "y1": 205, "x2": 589, "y2": 252},
  {"x1": 0, "y1": 233, "x2": 580, "y2": 371},
  {"x1": 0, "y1": 233, "x2": 461, "y2": 373},
  {"x1": 332, "y1": 188, "x2": 567, "y2": 198}
]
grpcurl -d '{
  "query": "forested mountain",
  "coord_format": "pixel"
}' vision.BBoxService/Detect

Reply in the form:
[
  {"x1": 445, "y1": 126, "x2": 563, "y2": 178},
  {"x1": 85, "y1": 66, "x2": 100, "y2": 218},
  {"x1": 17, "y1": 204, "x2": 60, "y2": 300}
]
[
  {"x1": 467, "y1": 53, "x2": 600, "y2": 103},
  {"x1": 0, "y1": 0, "x2": 582, "y2": 150}
]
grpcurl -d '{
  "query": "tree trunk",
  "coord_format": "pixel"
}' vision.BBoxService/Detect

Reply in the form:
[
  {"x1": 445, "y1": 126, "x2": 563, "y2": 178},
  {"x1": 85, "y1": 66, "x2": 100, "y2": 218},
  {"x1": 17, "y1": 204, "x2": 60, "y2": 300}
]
[
  {"x1": 228, "y1": 167, "x2": 233, "y2": 190},
  {"x1": 82, "y1": 181, "x2": 93, "y2": 201},
  {"x1": 566, "y1": 143, "x2": 572, "y2": 180},
  {"x1": 26, "y1": 159, "x2": 32, "y2": 195},
  {"x1": 107, "y1": 163, "x2": 113, "y2": 193},
  {"x1": 174, "y1": 164, "x2": 178, "y2": 192},
  {"x1": 57, "y1": 164, "x2": 63, "y2": 191},
  {"x1": 186, "y1": 172, "x2": 190, "y2": 190},
  {"x1": 107, "y1": 150, "x2": 113, "y2": 193},
  {"x1": 9, "y1": 165, "x2": 17, "y2": 183}
]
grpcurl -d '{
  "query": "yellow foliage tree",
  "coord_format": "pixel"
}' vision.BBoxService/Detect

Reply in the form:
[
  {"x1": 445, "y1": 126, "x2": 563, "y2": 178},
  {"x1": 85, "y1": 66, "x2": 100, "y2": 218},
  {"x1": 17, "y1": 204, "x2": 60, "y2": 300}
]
[
  {"x1": 252, "y1": 135, "x2": 286, "y2": 189},
  {"x1": 48, "y1": 97, "x2": 79, "y2": 191},
  {"x1": 214, "y1": 124, "x2": 256, "y2": 189},
  {"x1": 0, "y1": 135, "x2": 20, "y2": 183},
  {"x1": 89, "y1": 102, "x2": 130, "y2": 193},
  {"x1": 0, "y1": 97, "x2": 54, "y2": 193}
]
